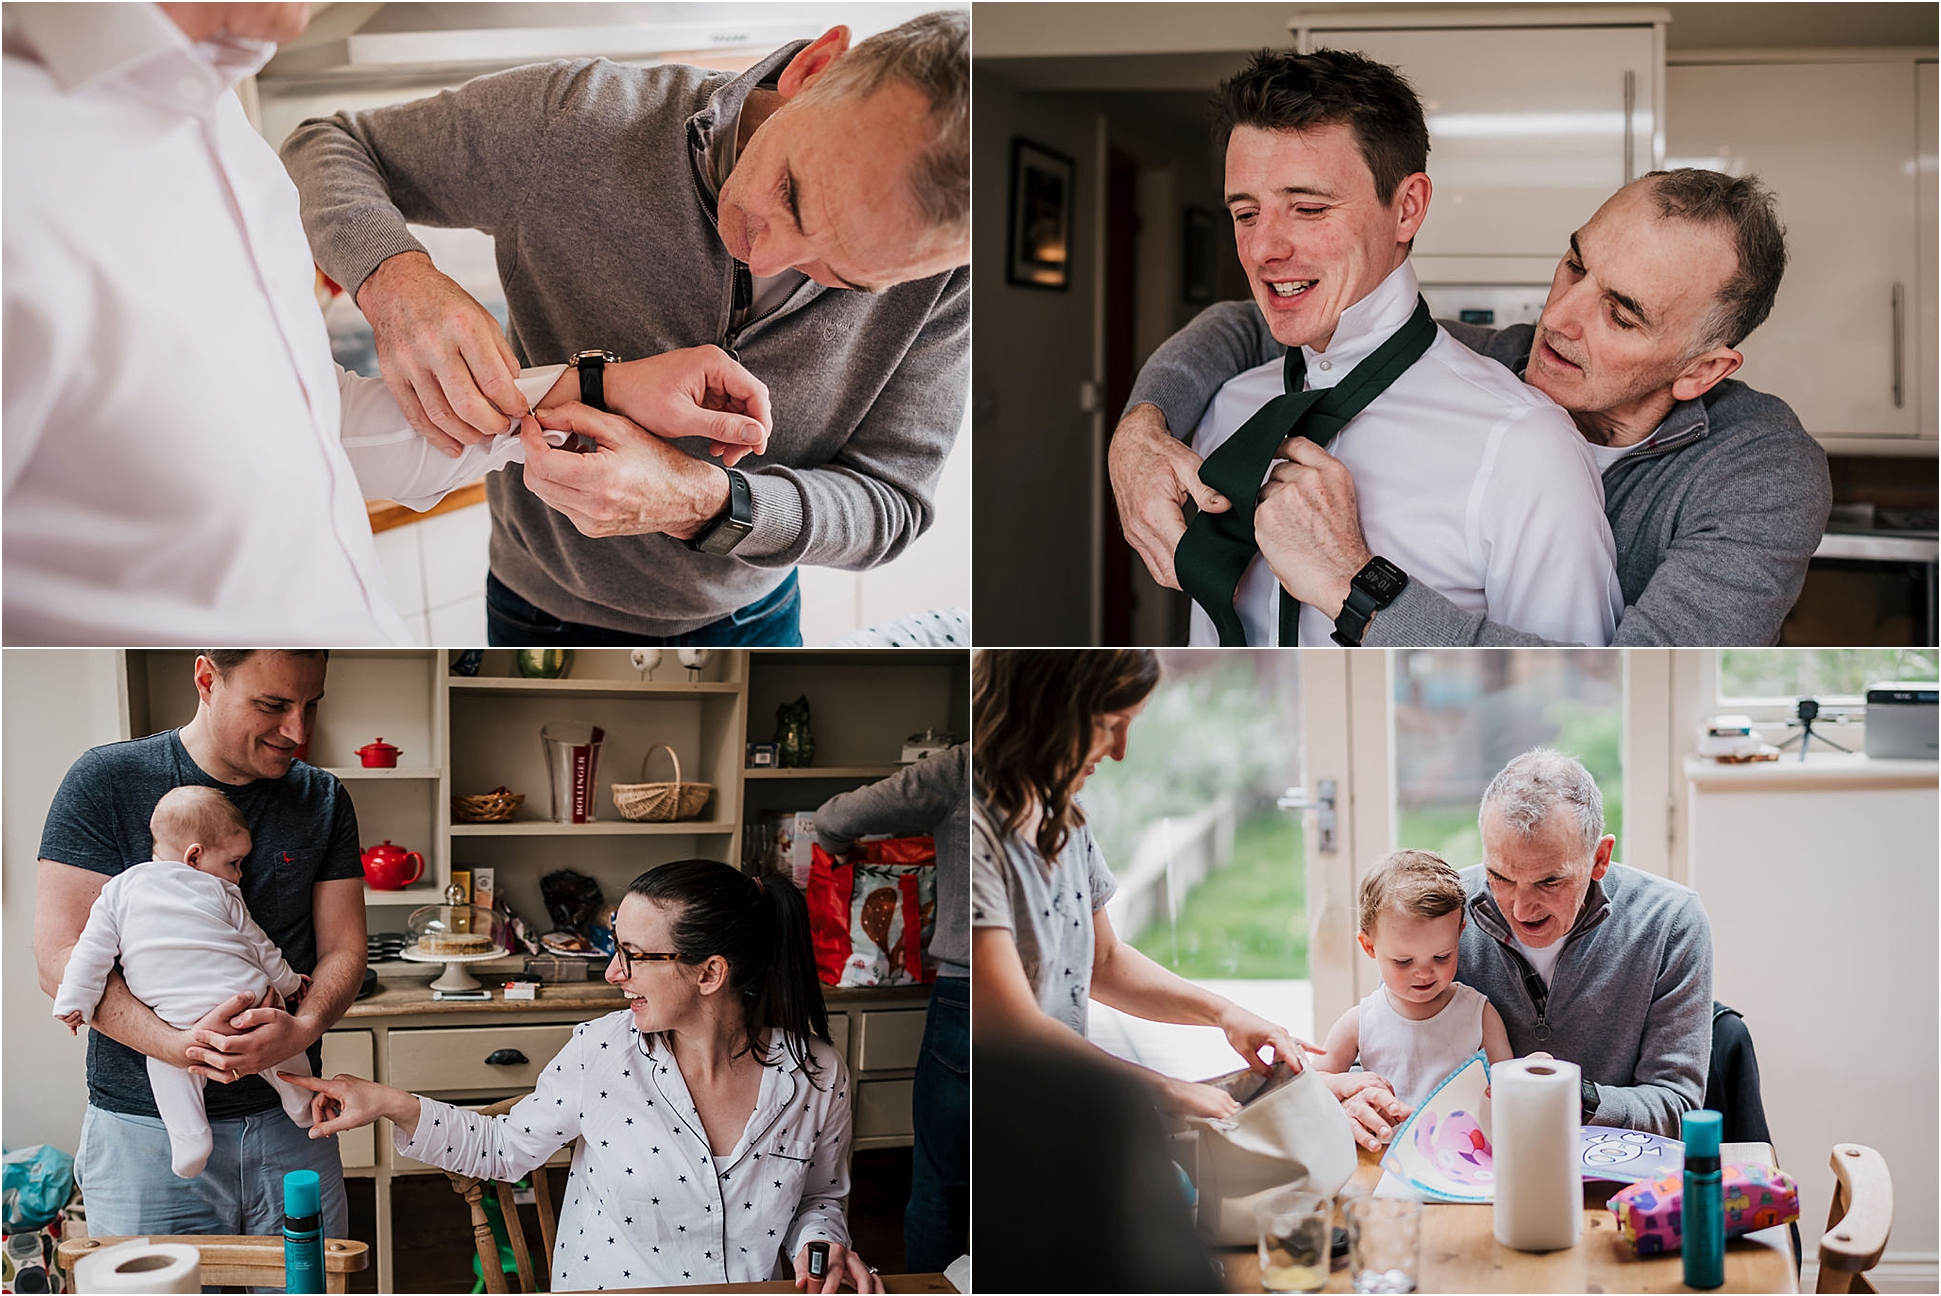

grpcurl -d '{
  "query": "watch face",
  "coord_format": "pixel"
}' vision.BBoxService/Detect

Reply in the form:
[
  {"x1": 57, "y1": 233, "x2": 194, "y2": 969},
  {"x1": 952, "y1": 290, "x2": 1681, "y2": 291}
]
[{"x1": 1357, "y1": 557, "x2": 1408, "y2": 602}]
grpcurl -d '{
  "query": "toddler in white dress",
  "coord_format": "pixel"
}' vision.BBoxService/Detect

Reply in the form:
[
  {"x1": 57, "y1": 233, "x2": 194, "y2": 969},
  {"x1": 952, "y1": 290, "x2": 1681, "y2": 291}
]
[
  {"x1": 1315, "y1": 850, "x2": 1514, "y2": 1116},
  {"x1": 53, "y1": 786, "x2": 315, "y2": 1178}
]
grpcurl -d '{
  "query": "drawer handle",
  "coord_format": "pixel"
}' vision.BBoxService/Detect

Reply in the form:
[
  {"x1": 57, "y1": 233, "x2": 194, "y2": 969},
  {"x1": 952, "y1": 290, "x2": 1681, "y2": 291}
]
[{"x1": 485, "y1": 1048, "x2": 529, "y2": 1067}]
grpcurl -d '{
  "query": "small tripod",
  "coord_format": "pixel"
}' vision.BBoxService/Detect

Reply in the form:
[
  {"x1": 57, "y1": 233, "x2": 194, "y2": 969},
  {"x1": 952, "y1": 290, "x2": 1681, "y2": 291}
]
[{"x1": 1775, "y1": 697, "x2": 1852, "y2": 761}]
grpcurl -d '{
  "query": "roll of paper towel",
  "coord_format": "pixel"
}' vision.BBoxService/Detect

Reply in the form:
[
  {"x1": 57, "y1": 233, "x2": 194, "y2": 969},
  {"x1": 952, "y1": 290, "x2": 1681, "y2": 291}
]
[
  {"x1": 73, "y1": 1238, "x2": 201, "y2": 1293},
  {"x1": 1492, "y1": 1058, "x2": 1582, "y2": 1251}
]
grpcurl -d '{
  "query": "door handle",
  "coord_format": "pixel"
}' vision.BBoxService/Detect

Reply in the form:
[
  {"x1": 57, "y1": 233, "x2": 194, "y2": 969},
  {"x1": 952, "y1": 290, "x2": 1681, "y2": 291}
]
[
  {"x1": 1278, "y1": 778, "x2": 1337, "y2": 854},
  {"x1": 1621, "y1": 70, "x2": 1636, "y2": 185},
  {"x1": 1892, "y1": 283, "x2": 1905, "y2": 410},
  {"x1": 485, "y1": 1048, "x2": 529, "y2": 1067}
]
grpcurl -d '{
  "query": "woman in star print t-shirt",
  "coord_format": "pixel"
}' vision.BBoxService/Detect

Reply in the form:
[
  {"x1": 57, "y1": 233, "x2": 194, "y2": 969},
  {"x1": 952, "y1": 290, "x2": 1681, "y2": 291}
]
[{"x1": 286, "y1": 859, "x2": 885, "y2": 1293}]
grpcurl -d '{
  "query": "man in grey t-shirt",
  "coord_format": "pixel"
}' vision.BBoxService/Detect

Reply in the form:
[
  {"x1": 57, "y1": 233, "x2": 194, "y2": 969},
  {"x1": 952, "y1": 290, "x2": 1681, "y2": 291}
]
[{"x1": 282, "y1": 13, "x2": 969, "y2": 645}]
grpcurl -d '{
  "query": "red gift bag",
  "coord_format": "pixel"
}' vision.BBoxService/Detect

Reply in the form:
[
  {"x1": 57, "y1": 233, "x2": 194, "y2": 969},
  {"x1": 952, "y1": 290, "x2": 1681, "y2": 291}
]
[{"x1": 805, "y1": 844, "x2": 853, "y2": 985}]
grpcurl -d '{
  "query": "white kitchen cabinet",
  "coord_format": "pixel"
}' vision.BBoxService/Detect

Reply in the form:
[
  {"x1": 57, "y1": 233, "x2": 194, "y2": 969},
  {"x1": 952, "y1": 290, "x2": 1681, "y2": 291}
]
[
  {"x1": 1919, "y1": 62, "x2": 1936, "y2": 444},
  {"x1": 1668, "y1": 60, "x2": 1927, "y2": 443},
  {"x1": 1299, "y1": 21, "x2": 1661, "y2": 272}
]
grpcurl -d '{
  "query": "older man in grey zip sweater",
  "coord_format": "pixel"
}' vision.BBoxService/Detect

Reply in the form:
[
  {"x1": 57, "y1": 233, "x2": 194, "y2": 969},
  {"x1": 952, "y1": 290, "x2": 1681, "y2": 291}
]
[
  {"x1": 281, "y1": 14, "x2": 967, "y2": 644},
  {"x1": 1112, "y1": 170, "x2": 1830, "y2": 647},
  {"x1": 1449, "y1": 749, "x2": 1712, "y2": 1138}
]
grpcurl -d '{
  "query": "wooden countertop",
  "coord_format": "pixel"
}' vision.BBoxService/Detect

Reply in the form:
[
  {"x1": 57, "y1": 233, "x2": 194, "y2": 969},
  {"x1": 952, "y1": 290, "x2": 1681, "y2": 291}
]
[
  {"x1": 343, "y1": 978, "x2": 933, "y2": 1019},
  {"x1": 1217, "y1": 1142, "x2": 1797, "y2": 1294}
]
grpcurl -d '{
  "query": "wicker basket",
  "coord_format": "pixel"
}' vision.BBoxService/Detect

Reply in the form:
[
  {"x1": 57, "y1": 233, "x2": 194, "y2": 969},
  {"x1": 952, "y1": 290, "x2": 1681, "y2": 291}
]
[
  {"x1": 612, "y1": 744, "x2": 713, "y2": 822},
  {"x1": 452, "y1": 787, "x2": 524, "y2": 823}
]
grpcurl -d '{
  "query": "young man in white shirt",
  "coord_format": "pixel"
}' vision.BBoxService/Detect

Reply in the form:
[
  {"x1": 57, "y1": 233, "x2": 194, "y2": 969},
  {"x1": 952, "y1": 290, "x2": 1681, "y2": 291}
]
[
  {"x1": 1171, "y1": 48, "x2": 1622, "y2": 647},
  {"x1": 1, "y1": 3, "x2": 767, "y2": 645}
]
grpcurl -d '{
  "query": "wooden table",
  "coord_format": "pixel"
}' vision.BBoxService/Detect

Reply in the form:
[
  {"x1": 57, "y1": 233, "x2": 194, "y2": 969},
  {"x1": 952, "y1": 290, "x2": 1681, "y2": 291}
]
[
  {"x1": 1218, "y1": 1142, "x2": 1798, "y2": 1293},
  {"x1": 624, "y1": 1274, "x2": 955, "y2": 1293}
]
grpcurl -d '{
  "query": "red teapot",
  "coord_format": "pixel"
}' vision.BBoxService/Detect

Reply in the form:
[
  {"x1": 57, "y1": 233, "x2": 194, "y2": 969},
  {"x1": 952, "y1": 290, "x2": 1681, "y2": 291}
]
[
  {"x1": 355, "y1": 738, "x2": 401, "y2": 768},
  {"x1": 361, "y1": 841, "x2": 424, "y2": 890}
]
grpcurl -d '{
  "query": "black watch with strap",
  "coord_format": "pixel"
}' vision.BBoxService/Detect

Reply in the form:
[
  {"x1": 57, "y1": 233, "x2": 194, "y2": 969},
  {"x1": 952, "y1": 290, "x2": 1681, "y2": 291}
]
[
  {"x1": 689, "y1": 467, "x2": 755, "y2": 555},
  {"x1": 1580, "y1": 1079, "x2": 1601, "y2": 1124},
  {"x1": 1330, "y1": 556, "x2": 1409, "y2": 646},
  {"x1": 570, "y1": 349, "x2": 621, "y2": 411}
]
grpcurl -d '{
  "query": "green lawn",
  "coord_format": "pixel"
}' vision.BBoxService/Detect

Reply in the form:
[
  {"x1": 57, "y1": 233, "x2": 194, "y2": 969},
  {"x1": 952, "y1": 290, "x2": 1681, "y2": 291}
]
[
  {"x1": 1127, "y1": 803, "x2": 1629, "y2": 981},
  {"x1": 1131, "y1": 811, "x2": 1308, "y2": 979}
]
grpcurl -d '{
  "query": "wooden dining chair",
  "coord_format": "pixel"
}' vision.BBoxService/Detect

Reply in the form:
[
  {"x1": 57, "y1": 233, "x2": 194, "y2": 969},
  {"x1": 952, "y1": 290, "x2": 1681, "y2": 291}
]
[
  {"x1": 55, "y1": 1234, "x2": 368, "y2": 1292},
  {"x1": 440, "y1": 1094, "x2": 562, "y2": 1294},
  {"x1": 1815, "y1": 1143, "x2": 1893, "y2": 1294}
]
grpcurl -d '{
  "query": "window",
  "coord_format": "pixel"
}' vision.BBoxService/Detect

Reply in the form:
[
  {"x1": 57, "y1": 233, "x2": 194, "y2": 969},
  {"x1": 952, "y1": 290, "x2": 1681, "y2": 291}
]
[
  {"x1": 1717, "y1": 649, "x2": 1938, "y2": 706},
  {"x1": 1082, "y1": 651, "x2": 1305, "y2": 979},
  {"x1": 1391, "y1": 650, "x2": 1624, "y2": 862}
]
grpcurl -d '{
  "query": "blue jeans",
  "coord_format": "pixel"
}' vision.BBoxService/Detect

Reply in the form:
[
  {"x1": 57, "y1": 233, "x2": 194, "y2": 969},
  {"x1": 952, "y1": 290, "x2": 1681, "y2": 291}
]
[
  {"x1": 904, "y1": 975, "x2": 969, "y2": 1272},
  {"x1": 76, "y1": 1105, "x2": 348, "y2": 1239},
  {"x1": 485, "y1": 570, "x2": 803, "y2": 647}
]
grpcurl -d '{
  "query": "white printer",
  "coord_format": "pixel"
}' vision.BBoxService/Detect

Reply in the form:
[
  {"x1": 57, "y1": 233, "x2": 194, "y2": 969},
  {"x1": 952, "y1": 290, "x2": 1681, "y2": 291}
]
[{"x1": 1864, "y1": 682, "x2": 1939, "y2": 759}]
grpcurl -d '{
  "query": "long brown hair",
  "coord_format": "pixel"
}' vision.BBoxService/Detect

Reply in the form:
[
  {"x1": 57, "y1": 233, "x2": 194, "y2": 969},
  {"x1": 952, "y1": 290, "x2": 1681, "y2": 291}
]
[{"x1": 973, "y1": 650, "x2": 1161, "y2": 863}]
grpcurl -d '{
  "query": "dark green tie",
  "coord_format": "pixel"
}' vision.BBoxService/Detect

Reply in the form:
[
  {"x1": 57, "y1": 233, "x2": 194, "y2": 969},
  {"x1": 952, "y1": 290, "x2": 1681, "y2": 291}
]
[{"x1": 1175, "y1": 297, "x2": 1437, "y2": 646}]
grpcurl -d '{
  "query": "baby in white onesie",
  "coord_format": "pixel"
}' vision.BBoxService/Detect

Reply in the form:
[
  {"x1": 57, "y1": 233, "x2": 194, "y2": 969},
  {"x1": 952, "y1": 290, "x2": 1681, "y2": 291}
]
[
  {"x1": 1315, "y1": 850, "x2": 1515, "y2": 1118},
  {"x1": 53, "y1": 786, "x2": 315, "y2": 1178}
]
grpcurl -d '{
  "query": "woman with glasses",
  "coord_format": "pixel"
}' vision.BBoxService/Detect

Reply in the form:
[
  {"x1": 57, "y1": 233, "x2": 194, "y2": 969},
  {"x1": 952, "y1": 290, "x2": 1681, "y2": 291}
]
[{"x1": 283, "y1": 859, "x2": 885, "y2": 1293}]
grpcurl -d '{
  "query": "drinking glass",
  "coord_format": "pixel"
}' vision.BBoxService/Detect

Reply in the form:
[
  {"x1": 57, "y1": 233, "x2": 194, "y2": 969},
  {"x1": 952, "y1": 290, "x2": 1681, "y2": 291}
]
[
  {"x1": 1346, "y1": 1197, "x2": 1422, "y2": 1294},
  {"x1": 1256, "y1": 1187, "x2": 1332, "y2": 1293}
]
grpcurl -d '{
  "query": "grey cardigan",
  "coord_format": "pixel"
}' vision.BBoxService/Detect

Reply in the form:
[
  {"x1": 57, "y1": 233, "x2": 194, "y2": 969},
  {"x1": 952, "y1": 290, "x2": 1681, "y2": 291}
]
[
  {"x1": 281, "y1": 44, "x2": 968, "y2": 636},
  {"x1": 1456, "y1": 863, "x2": 1713, "y2": 1137},
  {"x1": 1125, "y1": 301, "x2": 1831, "y2": 646}
]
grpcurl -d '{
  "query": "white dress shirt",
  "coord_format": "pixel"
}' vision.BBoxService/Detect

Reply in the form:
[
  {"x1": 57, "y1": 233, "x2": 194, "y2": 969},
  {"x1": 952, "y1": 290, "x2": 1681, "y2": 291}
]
[
  {"x1": 395, "y1": 1011, "x2": 855, "y2": 1290},
  {"x1": 1188, "y1": 261, "x2": 1623, "y2": 647},
  {"x1": 3, "y1": 4, "x2": 418, "y2": 644}
]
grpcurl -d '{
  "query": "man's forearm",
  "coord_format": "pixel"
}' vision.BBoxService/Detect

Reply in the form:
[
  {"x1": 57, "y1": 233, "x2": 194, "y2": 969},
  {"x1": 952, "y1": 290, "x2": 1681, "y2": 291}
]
[
  {"x1": 1123, "y1": 299, "x2": 1281, "y2": 440},
  {"x1": 1363, "y1": 580, "x2": 1584, "y2": 648},
  {"x1": 294, "y1": 946, "x2": 367, "y2": 1050},
  {"x1": 1585, "y1": 1079, "x2": 1699, "y2": 1138},
  {"x1": 87, "y1": 971, "x2": 190, "y2": 1068}
]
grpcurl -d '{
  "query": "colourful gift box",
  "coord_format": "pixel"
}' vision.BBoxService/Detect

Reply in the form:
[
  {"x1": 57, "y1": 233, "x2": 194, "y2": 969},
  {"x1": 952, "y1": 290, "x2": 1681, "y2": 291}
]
[{"x1": 1610, "y1": 1162, "x2": 1800, "y2": 1256}]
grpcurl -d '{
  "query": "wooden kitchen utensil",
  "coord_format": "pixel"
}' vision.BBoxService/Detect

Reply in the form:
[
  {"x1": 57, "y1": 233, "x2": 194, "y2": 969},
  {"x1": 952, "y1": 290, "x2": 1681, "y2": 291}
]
[{"x1": 612, "y1": 744, "x2": 712, "y2": 822}]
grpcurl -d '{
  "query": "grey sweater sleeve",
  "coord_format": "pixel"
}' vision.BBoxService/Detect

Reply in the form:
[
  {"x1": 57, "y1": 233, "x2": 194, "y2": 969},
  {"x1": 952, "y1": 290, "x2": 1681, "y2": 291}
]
[
  {"x1": 1121, "y1": 299, "x2": 1281, "y2": 435},
  {"x1": 1588, "y1": 892, "x2": 1713, "y2": 1136},
  {"x1": 813, "y1": 746, "x2": 967, "y2": 854},
  {"x1": 280, "y1": 61, "x2": 581, "y2": 297},
  {"x1": 737, "y1": 268, "x2": 969, "y2": 568}
]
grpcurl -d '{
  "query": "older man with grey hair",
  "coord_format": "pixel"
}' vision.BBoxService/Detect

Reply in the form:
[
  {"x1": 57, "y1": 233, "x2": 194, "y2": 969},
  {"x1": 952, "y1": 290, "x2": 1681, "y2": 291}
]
[
  {"x1": 1442, "y1": 747, "x2": 1713, "y2": 1136},
  {"x1": 282, "y1": 10, "x2": 969, "y2": 646}
]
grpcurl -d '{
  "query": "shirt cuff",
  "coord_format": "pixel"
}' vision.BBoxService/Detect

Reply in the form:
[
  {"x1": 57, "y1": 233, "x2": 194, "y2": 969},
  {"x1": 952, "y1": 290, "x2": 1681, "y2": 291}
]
[{"x1": 392, "y1": 1095, "x2": 437, "y2": 1154}]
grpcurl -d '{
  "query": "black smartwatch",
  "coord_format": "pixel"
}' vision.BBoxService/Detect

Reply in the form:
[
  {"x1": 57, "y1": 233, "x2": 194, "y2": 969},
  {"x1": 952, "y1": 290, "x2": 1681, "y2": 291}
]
[
  {"x1": 569, "y1": 349, "x2": 621, "y2": 411},
  {"x1": 689, "y1": 467, "x2": 755, "y2": 555},
  {"x1": 1330, "y1": 556, "x2": 1409, "y2": 646},
  {"x1": 1580, "y1": 1079, "x2": 1600, "y2": 1124}
]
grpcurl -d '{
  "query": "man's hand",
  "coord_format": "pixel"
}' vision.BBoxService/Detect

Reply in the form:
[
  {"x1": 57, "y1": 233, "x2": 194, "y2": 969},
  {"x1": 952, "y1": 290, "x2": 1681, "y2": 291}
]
[
  {"x1": 1158, "y1": 1075, "x2": 1242, "y2": 1120},
  {"x1": 1108, "y1": 403, "x2": 1230, "y2": 589},
  {"x1": 356, "y1": 251, "x2": 529, "y2": 456},
  {"x1": 519, "y1": 405, "x2": 731, "y2": 539},
  {"x1": 1220, "y1": 1007, "x2": 1322, "y2": 1077},
  {"x1": 1322, "y1": 1070, "x2": 1412, "y2": 1150},
  {"x1": 791, "y1": 1241, "x2": 885, "y2": 1294},
  {"x1": 183, "y1": 992, "x2": 314, "y2": 1082},
  {"x1": 600, "y1": 346, "x2": 773, "y2": 467},
  {"x1": 1255, "y1": 436, "x2": 1374, "y2": 618}
]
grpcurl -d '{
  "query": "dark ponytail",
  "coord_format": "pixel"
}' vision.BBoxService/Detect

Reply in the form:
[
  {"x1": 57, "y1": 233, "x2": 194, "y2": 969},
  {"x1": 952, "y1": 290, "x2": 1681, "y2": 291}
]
[{"x1": 628, "y1": 860, "x2": 833, "y2": 1081}]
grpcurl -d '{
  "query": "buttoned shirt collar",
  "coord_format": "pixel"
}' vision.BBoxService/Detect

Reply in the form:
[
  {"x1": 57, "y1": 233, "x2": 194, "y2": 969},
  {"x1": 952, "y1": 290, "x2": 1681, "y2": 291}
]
[
  {"x1": 1301, "y1": 257, "x2": 1421, "y2": 388},
  {"x1": 7, "y1": 3, "x2": 269, "y2": 113}
]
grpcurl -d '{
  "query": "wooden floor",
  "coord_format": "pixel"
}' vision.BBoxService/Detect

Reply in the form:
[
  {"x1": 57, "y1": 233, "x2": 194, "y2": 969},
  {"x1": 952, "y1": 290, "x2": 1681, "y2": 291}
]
[{"x1": 346, "y1": 1149, "x2": 912, "y2": 1293}]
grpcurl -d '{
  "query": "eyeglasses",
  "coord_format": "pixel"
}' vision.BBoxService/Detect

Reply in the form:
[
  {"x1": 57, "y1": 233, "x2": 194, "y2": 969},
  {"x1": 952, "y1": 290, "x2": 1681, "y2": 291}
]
[{"x1": 611, "y1": 947, "x2": 682, "y2": 978}]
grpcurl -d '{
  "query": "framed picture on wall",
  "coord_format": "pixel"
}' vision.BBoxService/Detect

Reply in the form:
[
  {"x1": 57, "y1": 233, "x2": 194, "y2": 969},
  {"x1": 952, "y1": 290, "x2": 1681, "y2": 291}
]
[
  {"x1": 1183, "y1": 206, "x2": 1219, "y2": 303},
  {"x1": 1007, "y1": 139, "x2": 1074, "y2": 290}
]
